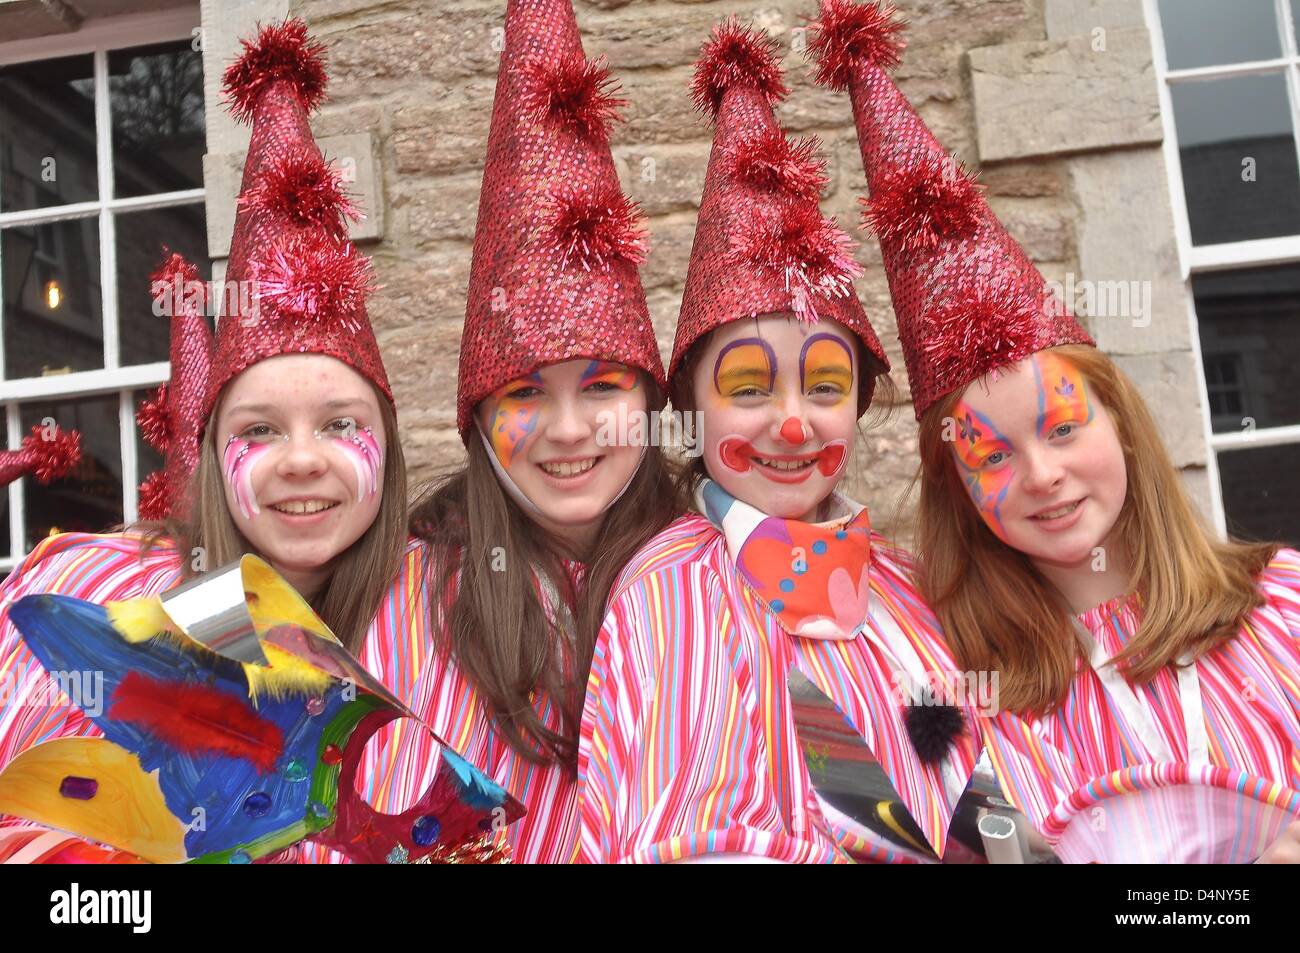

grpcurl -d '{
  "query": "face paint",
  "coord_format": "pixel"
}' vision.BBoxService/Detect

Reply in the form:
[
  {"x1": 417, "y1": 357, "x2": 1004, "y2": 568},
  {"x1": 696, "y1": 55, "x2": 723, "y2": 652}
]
[
  {"x1": 779, "y1": 417, "x2": 806, "y2": 445},
  {"x1": 1034, "y1": 351, "x2": 1094, "y2": 439},
  {"x1": 486, "y1": 372, "x2": 544, "y2": 470},
  {"x1": 323, "y1": 423, "x2": 383, "y2": 499},
  {"x1": 799, "y1": 333, "x2": 855, "y2": 404},
  {"x1": 579, "y1": 360, "x2": 639, "y2": 392},
  {"x1": 223, "y1": 436, "x2": 276, "y2": 520},
  {"x1": 713, "y1": 338, "x2": 777, "y2": 399},
  {"x1": 951, "y1": 402, "x2": 1015, "y2": 543},
  {"x1": 717, "y1": 437, "x2": 848, "y2": 478}
]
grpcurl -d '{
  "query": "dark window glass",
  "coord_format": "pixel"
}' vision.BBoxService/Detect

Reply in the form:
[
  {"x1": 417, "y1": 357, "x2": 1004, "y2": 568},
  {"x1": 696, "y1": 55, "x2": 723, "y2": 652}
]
[
  {"x1": 116, "y1": 204, "x2": 212, "y2": 366},
  {"x1": 1218, "y1": 443, "x2": 1300, "y2": 546},
  {"x1": 1192, "y1": 263, "x2": 1300, "y2": 433},
  {"x1": 1172, "y1": 73, "x2": 1300, "y2": 245},
  {"x1": 0, "y1": 413, "x2": 10, "y2": 559},
  {"x1": 3, "y1": 217, "x2": 104, "y2": 378},
  {"x1": 1160, "y1": 0, "x2": 1281, "y2": 70},
  {"x1": 20, "y1": 395, "x2": 121, "y2": 545},
  {"x1": 133, "y1": 387, "x2": 165, "y2": 501},
  {"x1": 0, "y1": 54, "x2": 97, "y2": 212},
  {"x1": 109, "y1": 40, "x2": 205, "y2": 199}
]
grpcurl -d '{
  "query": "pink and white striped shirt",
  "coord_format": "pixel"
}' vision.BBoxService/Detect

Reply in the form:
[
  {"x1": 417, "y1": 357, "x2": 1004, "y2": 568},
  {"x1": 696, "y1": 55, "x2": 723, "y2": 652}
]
[
  {"x1": 576, "y1": 485, "x2": 981, "y2": 863},
  {"x1": 0, "y1": 532, "x2": 581, "y2": 863},
  {"x1": 979, "y1": 547, "x2": 1300, "y2": 841}
]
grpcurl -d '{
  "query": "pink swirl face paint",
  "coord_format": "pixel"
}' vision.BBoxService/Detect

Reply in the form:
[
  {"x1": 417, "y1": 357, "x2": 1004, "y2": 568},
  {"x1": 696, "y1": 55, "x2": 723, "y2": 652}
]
[
  {"x1": 222, "y1": 435, "x2": 275, "y2": 520},
  {"x1": 329, "y1": 424, "x2": 383, "y2": 499}
]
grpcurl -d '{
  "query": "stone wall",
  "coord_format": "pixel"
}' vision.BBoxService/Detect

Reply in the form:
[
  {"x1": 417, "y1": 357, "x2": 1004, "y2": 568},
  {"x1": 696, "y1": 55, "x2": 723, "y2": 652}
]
[{"x1": 199, "y1": 0, "x2": 1208, "y2": 542}]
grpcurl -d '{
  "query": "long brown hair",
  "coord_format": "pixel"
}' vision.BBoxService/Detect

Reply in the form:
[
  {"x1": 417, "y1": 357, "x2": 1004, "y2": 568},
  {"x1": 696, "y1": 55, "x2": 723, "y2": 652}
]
[
  {"x1": 411, "y1": 379, "x2": 683, "y2": 773},
  {"x1": 135, "y1": 381, "x2": 408, "y2": 654},
  {"x1": 916, "y1": 344, "x2": 1278, "y2": 714}
]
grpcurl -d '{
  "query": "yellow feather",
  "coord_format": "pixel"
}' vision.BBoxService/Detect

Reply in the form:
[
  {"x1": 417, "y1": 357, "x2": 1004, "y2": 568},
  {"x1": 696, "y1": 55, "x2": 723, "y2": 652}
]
[
  {"x1": 243, "y1": 643, "x2": 333, "y2": 704},
  {"x1": 106, "y1": 596, "x2": 181, "y2": 644}
]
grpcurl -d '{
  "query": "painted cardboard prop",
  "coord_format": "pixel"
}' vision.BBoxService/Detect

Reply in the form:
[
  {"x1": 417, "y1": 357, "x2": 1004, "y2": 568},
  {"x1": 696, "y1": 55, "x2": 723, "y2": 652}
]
[{"x1": 0, "y1": 557, "x2": 523, "y2": 864}]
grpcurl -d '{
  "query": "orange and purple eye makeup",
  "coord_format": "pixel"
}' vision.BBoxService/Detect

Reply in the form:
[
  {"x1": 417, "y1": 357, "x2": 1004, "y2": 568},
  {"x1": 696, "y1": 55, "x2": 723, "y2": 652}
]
[
  {"x1": 799, "y1": 333, "x2": 854, "y2": 402},
  {"x1": 1033, "y1": 352, "x2": 1093, "y2": 439},
  {"x1": 713, "y1": 337, "x2": 777, "y2": 399},
  {"x1": 579, "y1": 360, "x2": 639, "y2": 392},
  {"x1": 487, "y1": 371, "x2": 544, "y2": 469},
  {"x1": 951, "y1": 402, "x2": 1015, "y2": 543}
]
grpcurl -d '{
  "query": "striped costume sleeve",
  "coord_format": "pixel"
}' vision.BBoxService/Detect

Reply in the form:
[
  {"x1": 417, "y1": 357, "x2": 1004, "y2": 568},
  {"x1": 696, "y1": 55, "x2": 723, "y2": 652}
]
[
  {"x1": 576, "y1": 562, "x2": 842, "y2": 864},
  {"x1": 1259, "y1": 547, "x2": 1300, "y2": 645}
]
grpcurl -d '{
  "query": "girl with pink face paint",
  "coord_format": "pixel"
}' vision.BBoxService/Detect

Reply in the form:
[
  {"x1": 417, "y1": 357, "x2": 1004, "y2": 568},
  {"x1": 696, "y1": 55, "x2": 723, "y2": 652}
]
[
  {"x1": 814, "y1": 0, "x2": 1300, "y2": 863},
  {"x1": 574, "y1": 22, "x2": 985, "y2": 865}
]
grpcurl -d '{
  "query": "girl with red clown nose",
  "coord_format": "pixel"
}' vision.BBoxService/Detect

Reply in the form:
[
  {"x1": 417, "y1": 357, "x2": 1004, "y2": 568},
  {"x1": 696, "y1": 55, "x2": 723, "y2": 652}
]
[
  {"x1": 810, "y1": 0, "x2": 1300, "y2": 863},
  {"x1": 574, "y1": 18, "x2": 981, "y2": 864}
]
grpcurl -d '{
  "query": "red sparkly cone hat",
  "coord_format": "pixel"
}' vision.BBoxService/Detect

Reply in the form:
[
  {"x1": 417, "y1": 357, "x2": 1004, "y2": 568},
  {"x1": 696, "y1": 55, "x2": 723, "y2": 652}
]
[
  {"x1": 809, "y1": 0, "x2": 1092, "y2": 418},
  {"x1": 672, "y1": 18, "x2": 887, "y2": 415},
  {"x1": 209, "y1": 19, "x2": 391, "y2": 424},
  {"x1": 456, "y1": 0, "x2": 665, "y2": 437},
  {"x1": 0, "y1": 426, "x2": 81, "y2": 488},
  {"x1": 136, "y1": 251, "x2": 214, "y2": 521}
]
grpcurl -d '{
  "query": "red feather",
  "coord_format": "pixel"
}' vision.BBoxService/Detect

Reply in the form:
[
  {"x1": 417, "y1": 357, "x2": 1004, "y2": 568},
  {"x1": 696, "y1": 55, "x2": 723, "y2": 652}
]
[
  {"x1": 731, "y1": 203, "x2": 863, "y2": 323},
  {"x1": 239, "y1": 148, "x2": 360, "y2": 238},
  {"x1": 690, "y1": 17, "x2": 788, "y2": 117},
  {"x1": 21, "y1": 425, "x2": 81, "y2": 484},
  {"x1": 516, "y1": 51, "x2": 627, "y2": 143},
  {"x1": 108, "y1": 671, "x2": 284, "y2": 774},
  {"x1": 222, "y1": 18, "x2": 328, "y2": 124},
  {"x1": 920, "y1": 274, "x2": 1047, "y2": 388},
  {"x1": 137, "y1": 470, "x2": 171, "y2": 521},
  {"x1": 863, "y1": 153, "x2": 985, "y2": 254},
  {"x1": 809, "y1": 0, "x2": 907, "y2": 91},
  {"x1": 537, "y1": 184, "x2": 648, "y2": 271},
  {"x1": 253, "y1": 233, "x2": 376, "y2": 326},
  {"x1": 721, "y1": 128, "x2": 828, "y2": 202},
  {"x1": 136, "y1": 384, "x2": 172, "y2": 453}
]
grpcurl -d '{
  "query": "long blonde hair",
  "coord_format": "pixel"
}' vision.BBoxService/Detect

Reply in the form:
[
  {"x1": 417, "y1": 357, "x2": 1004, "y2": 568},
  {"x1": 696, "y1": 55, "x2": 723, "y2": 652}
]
[
  {"x1": 916, "y1": 344, "x2": 1277, "y2": 715},
  {"x1": 136, "y1": 381, "x2": 408, "y2": 653}
]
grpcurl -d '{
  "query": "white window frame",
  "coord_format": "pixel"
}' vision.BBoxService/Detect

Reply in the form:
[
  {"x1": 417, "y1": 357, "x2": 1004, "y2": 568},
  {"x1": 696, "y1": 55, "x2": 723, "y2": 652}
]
[
  {"x1": 1145, "y1": 0, "x2": 1300, "y2": 537},
  {"x1": 0, "y1": 7, "x2": 203, "y2": 569}
]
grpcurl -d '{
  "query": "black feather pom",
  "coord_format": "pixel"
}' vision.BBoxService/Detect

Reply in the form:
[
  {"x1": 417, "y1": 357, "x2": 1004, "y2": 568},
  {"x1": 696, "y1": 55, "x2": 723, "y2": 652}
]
[{"x1": 903, "y1": 704, "x2": 966, "y2": 764}]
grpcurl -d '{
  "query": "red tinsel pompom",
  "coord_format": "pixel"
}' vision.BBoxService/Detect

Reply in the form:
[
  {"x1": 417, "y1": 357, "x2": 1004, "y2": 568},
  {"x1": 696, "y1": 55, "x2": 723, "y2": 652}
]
[
  {"x1": 920, "y1": 274, "x2": 1047, "y2": 389},
  {"x1": 731, "y1": 203, "x2": 864, "y2": 323},
  {"x1": 517, "y1": 51, "x2": 627, "y2": 143},
  {"x1": 721, "y1": 128, "x2": 828, "y2": 202},
  {"x1": 537, "y1": 184, "x2": 649, "y2": 272},
  {"x1": 137, "y1": 384, "x2": 172, "y2": 453},
  {"x1": 253, "y1": 234, "x2": 376, "y2": 326},
  {"x1": 222, "y1": 18, "x2": 328, "y2": 124},
  {"x1": 137, "y1": 470, "x2": 171, "y2": 521},
  {"x1": 149, "y1": 251, "x2": 200, "y2": 292},
  {"x1": 21, "y1": 425, "x2": 82, "y2": 484},
  {"x1": 809, "y1": 0, "x2": 907, "y2": 91},
  {"x1": 239, "y1": 148, "x2": 360, "y2": 238},
  {"x1": 690, "y1": 17, "x2": 788, "y2": 117},
  {"x1": 863, "y1": 153, "x2": 985, "y2": 254}
]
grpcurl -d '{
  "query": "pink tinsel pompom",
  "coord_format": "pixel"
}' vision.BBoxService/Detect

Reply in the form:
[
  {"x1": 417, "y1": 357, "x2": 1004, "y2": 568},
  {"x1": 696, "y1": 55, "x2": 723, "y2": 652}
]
[
  {"x1": 253, "y1": 234, "x2": 376, "y2": 324},
  {"x1": 517, "y1": 51, "x2": 627, "y2": 143},
  {"x1": 222, "y1": 19, "x2": 328, "y2": 124},
  {"x1": 809, "y1": 0, "x2": 907, "y2": 91},
  {"x1": 690, "y1": 17, "x2": 788, "y2": 118},
  {"x1": 721, "y1": 128, "x2": 828, "y2": 202},
  {"x1": 136, "y1": 385, "x2": 172, "y2": 453},
  {"x1": 137, "y1": 470, "x2": 171, "y2": 521},
  {"x1": 919, "y1": 274, "x2": 1047, "y2": 388},
  {"x1": 863, "y1": 153, "x2": 985, "y2": 254},
  {"x1": 21, "y1": 425, "x2": 82, "y2": 484},
  {"x1": 731, "y1": 203, "x2": 863, "y2": 323},
  {"x1": 240, "y1": 148, "x2": 360, "y2": 238},
  {"x1": 537, "y1": 185, "x2": 649, "y2": 271}
]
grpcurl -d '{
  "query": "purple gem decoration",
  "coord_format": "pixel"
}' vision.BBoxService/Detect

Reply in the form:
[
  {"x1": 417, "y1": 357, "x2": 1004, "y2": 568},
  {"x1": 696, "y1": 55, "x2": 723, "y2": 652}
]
[{"x1": 59, "y1": 776, "x2": 98, "y2": 800}]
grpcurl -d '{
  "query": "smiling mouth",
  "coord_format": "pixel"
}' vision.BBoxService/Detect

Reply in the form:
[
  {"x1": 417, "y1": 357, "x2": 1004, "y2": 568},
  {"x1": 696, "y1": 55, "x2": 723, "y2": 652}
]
[
  {"x1": 751, "y1": 454, "x2": 816, "y2": 473},
  {"x1": 1031, "y1": 499, "x2": 1083, "y2": 521},
  {"x1": 539, "y1": 458, "x2": 600, "y2": 478},
  {"x1": 719, "y1": 438, "x2": 847, "y2": 477},
  {"x1": 269, "y1": 499, "x2": 340, "y2": 515}
]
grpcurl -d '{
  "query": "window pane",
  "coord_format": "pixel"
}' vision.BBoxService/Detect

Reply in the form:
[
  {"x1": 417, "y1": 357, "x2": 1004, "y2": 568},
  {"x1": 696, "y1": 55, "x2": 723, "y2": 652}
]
[
  {"x1": 116, "y1": 203, "x2": 212, "y2": 366},
  {"x1": 0, "y1": 54, "x2": 97, "y2": 212},
  {"x1": 1192, "y1": 263, "x2": 1300, "y2": 434},
  {"x1": 0, "y1": 413, "x2": 10, "y2": 560},
  {"x1": 1218, "y1": 444, "x2": 1300, "y2": 546},
  {"x1": 20, "y1": 396, "x2": 121, "y2": 546},
  {"x1": 1160, "y1": 0, "x2": 1281, "y2": 70},
  {"x1": 1171, "y1": 73, "x2": 1300, "y2": 245},
  {"x1": 109, "y1": 40, "x2": 205, "y2": 199},
  {"x1": 2, "y1": 218, "x2": 104, "y2": 378}
]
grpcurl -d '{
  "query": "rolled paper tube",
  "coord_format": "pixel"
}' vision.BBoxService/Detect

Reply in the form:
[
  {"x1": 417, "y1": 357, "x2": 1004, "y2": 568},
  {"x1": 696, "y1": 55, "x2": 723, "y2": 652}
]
[{"x1": 978, "y1": 811, "x2": 1025, "y2": 865}]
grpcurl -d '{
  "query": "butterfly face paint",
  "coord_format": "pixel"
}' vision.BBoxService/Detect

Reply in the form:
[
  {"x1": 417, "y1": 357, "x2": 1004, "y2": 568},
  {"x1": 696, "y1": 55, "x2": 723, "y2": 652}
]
[
  {"x1": 1034, "y1": 351, "x2": 1094, "y2": 439},
  {"x1": 950, "y1": 403, "x2": 1016, "y2": 543},
  {"x1": 485, "y1": 372, "x2": 544, "y2": 470},
  {"x1": 223, "y1": 435, "x2": 278, "y2": 521}
]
